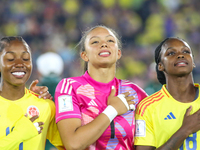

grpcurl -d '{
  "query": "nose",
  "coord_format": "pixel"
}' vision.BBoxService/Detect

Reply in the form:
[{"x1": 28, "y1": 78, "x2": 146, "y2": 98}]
[
  {"x1": 101, "y1": 43, "x2": 108, "y2": 48},
  {"x1": 177, "y1": 54, "x2": 184, "y2": 59},
  {"x1": 14, "y1": 59, "x2": 24, "y2": 68}
]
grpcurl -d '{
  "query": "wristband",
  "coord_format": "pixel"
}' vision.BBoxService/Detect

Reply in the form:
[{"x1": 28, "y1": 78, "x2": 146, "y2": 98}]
[
  {"x1": 102, "y1": 105, "x2": 118, "y2": 122},
  {"x1": 117, "y1": 94, "x2": 129, "y2": 110}
]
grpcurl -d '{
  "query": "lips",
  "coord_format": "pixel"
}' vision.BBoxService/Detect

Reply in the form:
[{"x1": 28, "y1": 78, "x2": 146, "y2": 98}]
[
  {"x1": 11, "y1": 71, "x2": 26, "y2": 78},
  {"x1": 99, "y1": 50, "x2": 111, "y2": 57},
  {"x1": 174, "y1": 60, "x2": 188, "y2": 66}
]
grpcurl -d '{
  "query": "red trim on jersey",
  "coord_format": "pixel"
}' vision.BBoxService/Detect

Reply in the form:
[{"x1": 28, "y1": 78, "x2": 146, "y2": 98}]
[
  {"x1": 137, "y1": 91, "x2": 161, "y2": 115},
  {"x1": 137, "y1": 91, "x2": 163, "y2": 116},
  {"x1": 141, "y1": 95, "x2": 164, "y2": 116},
  {"x1": 26, "y1": 88, "x2": 39, "y2": 97},
  {"x1": 162, "y1": 86, "x2": 170, "y2": 98}
]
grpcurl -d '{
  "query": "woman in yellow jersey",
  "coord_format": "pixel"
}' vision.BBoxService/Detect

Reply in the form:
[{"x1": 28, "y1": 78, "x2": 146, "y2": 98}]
[
  {"x1": 0, "y1": 36, "x2": 64, "y2": 150},
  {"x1": 135, "y1": 37, "x2": 200, "y2": 150}
]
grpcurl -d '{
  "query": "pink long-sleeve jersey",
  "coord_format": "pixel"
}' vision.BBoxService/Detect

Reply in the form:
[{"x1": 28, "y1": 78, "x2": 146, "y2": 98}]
[{"x1": 55, "y1": 71, "x2": 147, "y2": 150}]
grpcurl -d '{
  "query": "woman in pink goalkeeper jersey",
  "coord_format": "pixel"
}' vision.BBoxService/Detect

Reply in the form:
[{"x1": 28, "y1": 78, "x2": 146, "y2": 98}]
[{"x1": 55, "y1": 25, "x2": 148, "y2": 150}]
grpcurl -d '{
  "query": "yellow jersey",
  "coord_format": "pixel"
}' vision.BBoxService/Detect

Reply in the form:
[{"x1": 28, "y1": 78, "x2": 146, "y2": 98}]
[
  {"x1": 135, "y1": 84, "x2": 200, "y2": 150},
  {"x1": 0, "y1": 88, "x2": 63, "y2": 150}
]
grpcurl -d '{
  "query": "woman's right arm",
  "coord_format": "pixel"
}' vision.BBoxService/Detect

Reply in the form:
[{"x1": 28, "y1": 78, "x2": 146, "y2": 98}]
[
  {"x1": 57, "y1": 87, "x2": 134, "y2": 150},
  {"x1": 0, "y1": 115, "x2": 42, "y2": 150},
  {"x1": 136, "y1": 106, "x2": 200, "y2": 150}
]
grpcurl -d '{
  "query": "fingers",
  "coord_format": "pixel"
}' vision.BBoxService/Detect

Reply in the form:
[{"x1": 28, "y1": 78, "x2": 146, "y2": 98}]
[
  {"x1": 24, "y1": 113, "x2": 28, "y2": 117},
  {"x1": 123, "y1": 91, "x2": 132, "y2": 97},
  {"x1": 185, "y1": 106, "x2": 192, "y2": 117},
  {"x1": 29, "y1": 80, "x2": 53, "y2": 100},
  {"x1": 118, "y1": 91, "x2": 135, "y2": 111},
  {"x1": 38, "y1": 89, "x2": 53, "y2": 100},
  {"x1": 129, "y1": 104, "x2": 135, "y2": 111},
  {"x1": 117, "y1": 94, "x2": 129, "y2": 110},
  {"x1": 29, "y1": 79, "x2": 39, "y2": 91},
  {"x1": 38, "y1": 86, "x2": 49, "y2": 99},
  {"x1": 33, "y1": 122, "x2": 44, "y2": 134},
  {"x1": 109, "y1": 86, "x2": 116, "y2": 97},
  {"x1": 30, "y1": 115, "x2": 39, "y2": 122}
]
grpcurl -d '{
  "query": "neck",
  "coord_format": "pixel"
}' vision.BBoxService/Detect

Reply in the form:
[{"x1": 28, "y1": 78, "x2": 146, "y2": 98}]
[
  {"x1": 166, "y1": 74, "x2": 196, "y2": 102},
  {"x1": 0, "y1": 83, "x2": 25, "y2": 100},
  {"x1": 87, "y1": 66, "x2": 116, "y2": 83}
]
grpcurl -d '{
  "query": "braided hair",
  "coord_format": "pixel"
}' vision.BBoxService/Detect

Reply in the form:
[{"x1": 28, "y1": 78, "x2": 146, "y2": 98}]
[{"x1": 154, "y1": 38, "x2": 169, "y2": 85}]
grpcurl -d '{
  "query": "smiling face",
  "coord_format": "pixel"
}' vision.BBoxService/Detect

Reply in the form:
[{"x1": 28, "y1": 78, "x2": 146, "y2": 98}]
[
  {"x1": 158, "y1": 38, "x2": 195, "y2": 77},
  {"x1": 81, "y1": 27, "x2": 121, "y2": 69},
  {"x1": 0, "y1": 39, "x2": 32, "y2": 87}
]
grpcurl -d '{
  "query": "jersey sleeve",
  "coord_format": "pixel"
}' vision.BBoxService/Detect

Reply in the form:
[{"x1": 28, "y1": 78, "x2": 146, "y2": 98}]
[
  {"x1": 46, "y1": 99, "x2": 64, "y2": 149},
  {"x1": 134, "y1": 103, "x2": 155, "y2": 146},
  {"x1": 135, "y1": 84, "x2": 148, "y2": 104},
  {"x1": 55, "y1": 78, "x2": 81, "y2": 123},
  {"x1": 0, "y1": 115, "x2": 38, "y2": 150}
]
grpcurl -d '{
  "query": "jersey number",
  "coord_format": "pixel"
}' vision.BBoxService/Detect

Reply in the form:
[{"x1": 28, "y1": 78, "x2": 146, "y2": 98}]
[
  {"x1": 6, "y1": 127, "x2": 23, "y2": 150},
  {"x1": 179, "y1": 133, "x2": 197, "y2": 150}
]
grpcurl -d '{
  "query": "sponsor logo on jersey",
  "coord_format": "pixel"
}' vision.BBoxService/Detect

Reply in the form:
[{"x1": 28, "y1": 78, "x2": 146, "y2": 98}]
[
  {"x1": 58, "y1": 95, "x2": 73, "y2": 113},
  {"x1": 164, "y1": 112, "x2": 176, "y2": 120},
  {"x1": 135, "y1": 120, "x2": 146, "y2": 137},
  {"x1": 27, "y1": 105, "x2": 40, "y2": 117},
  {"x1": 88, "y1": 100, "x2": 98, "y2": 106}
]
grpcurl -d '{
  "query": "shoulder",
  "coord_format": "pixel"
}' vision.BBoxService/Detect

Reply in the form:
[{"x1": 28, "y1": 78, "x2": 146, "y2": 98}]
[
  {"x1": 56, "y1": 76, "x2": 85, "y2": 89},
  {"x1": 120, "y1": 79, "x2": 148, "y2": 97},
  {"x1": 120, "y1": 79, "x2": 145, "y2": 92},
  {"x1": 136, "y1": 90, "x2": 163, "y2": 116},
  {"x1": 55, "y1": 76, "x2": 86, "y2": 96},
  {"x1": 26, "y1": 89, "x2": 55, "y2": 106}
]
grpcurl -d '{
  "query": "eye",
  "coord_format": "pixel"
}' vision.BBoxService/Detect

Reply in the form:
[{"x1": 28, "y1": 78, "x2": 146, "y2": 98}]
[
  {"x1": 108, "y1": 39, "x2": 114, "y2": 42},
  {"x1": 183, "y1": 50, "x2": 190, "y2": 54},
  {"x1": 23, "y1": 58, "x2": 30, "y2": 61},
  {"x1": 167, "y1": 51, "x2": 175, "y2": 56},
  {"x1": 91, "y1": 41, "x2": 98, "y2": 44},
  {"x1": 7, "y1": 59, "x2": 14, "y2": 61}
]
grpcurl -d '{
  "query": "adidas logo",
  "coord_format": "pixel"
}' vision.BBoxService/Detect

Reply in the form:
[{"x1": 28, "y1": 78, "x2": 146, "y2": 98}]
[
  {"x1": 164, "y1": 112, "x2": 176, "y2": 120},
  {"x1": 88, "y1": 100, "x2": 98, "y2": 106}
]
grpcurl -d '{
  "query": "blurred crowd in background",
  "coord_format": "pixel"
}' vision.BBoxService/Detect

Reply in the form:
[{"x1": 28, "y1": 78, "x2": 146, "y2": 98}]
[
  {"x1": 1, "y1": 0, "x2": 200, "y2": 94},
  {"x1": 1, "y1": 0, "x2": 200, "y2": 149}
]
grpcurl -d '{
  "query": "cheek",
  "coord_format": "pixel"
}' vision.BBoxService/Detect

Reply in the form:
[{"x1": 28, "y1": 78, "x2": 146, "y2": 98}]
[
  {"x1": 1, "y1": 62, "x2": 12, "y2": 69},
  {"x1": 26, "y1": 62, "x2": 32, "y2": 70}
]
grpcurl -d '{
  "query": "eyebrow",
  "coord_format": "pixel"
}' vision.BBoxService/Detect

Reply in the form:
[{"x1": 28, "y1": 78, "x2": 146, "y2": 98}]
[
  {"x1": 5, "y1": 51, "x2": 29, "y2": 54},
  {"x1": 89, "y1": 35, "x2": 114, "y2": 40},
  {"x1": 166, "y1": 45, "x2": 189, "y2": 51}
]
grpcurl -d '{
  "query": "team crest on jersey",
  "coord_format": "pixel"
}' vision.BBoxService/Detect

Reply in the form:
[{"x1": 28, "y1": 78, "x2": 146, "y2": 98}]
[
  {"x1": 58, "y1": 95, "x2": 73, "y2": 113},
  {"x1": 27, "y1": 105, "x2": 40, "y2": 117}
]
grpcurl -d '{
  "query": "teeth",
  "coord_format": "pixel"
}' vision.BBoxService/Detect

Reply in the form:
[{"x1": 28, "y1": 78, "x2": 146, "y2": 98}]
[
  {"x1": 99, "y1": 52, "x2": 109, "y2": 55},
  {"x1": 12, "y1": 72, "x2": 25, "y2": 76},
  {"x1": 178, "y1": 62, "x2": 186, "y2": 65}
]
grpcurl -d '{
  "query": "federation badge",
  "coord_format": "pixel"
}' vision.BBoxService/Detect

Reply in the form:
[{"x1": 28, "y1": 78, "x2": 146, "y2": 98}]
[
  {"x1": 27, "y1": 105, "x2": 40, "y2": 117},
  {"x1": 58, "y1": 95, "x2": 73, "y2": 113},
  {"x1": 135, "y1": 120, "x2": 146, "y2": 137}
]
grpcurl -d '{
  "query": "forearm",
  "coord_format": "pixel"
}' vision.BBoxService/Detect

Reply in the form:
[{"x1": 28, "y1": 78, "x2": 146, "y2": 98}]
[
  {"x1": 156, "y1": 127, "x2": 189, "y2": 150},
  {"x1": 58, "y1": 113, "x2": 111, "y2": 150},
  {"x1": 0, "y1": 132, "x2": 23, "y2": 150},
  {"x1": 0, "y1": 116, "x2": 38, "y2": 150}
]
